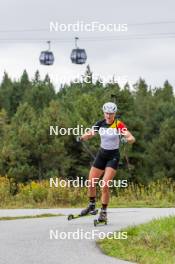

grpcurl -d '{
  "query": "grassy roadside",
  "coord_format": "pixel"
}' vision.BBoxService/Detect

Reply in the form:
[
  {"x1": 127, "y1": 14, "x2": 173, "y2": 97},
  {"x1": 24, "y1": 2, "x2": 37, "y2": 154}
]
[
  {"x1": 1, "y1": 177, "x2": 175, "y2": 208},
  {"x1": 97, "y1": 216, "x2": 175, "y2": 264},
  {"x1": 0, "y1": 213, "x2": 63, "y2": 221},
  {"x1": 1, "y1": 200, "x2": 174, "y2": 209}
]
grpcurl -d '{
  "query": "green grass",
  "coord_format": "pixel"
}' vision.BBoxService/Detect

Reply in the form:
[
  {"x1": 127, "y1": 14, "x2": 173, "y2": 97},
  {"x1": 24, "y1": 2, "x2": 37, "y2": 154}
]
[
  {"x1": 1, "y1": 199, "x2": 174, "y2": 209},
  {"x1": 97, "y1": 216, "x2": 175, "y2": 264},
  {"x1": 1, "y1": 177, "x2": 175, "y2": 208},
  {"x1": 0, "y1": 213, "x2": 63, "y2": 221}
]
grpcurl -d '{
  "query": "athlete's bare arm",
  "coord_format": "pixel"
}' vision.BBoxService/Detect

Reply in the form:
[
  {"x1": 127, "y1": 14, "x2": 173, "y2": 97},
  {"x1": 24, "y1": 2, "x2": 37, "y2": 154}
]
[
  {"x1": 124, "y1": 130, "x2": 135, "y2": 144},
  {"x1": 80, "y1": 129, "x2": 96, "y2": 141}
]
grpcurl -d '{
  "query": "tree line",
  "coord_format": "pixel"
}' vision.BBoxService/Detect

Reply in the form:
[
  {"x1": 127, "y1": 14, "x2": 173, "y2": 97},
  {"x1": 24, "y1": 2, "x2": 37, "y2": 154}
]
[{"x1": 0, "y1": 67, "x2": 174, "y2": 193}]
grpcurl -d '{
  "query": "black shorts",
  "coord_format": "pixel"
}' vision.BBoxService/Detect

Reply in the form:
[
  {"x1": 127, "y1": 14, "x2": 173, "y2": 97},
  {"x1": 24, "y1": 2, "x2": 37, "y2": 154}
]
[{"x1": 92, "y1": 148, "x2": 120, "y2": 170}]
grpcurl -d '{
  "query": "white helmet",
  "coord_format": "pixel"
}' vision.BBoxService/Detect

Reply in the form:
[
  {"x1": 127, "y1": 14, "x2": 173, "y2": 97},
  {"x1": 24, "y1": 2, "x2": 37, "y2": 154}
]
[{"x1": 102, "y1": 102, "x2": 117, "y2": 113}]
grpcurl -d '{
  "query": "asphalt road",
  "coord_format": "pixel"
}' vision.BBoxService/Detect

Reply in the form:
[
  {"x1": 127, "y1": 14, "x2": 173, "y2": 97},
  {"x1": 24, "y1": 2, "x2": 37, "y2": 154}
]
[{"x1": 0, "y1": 208, "x2": 175, "y2": 264}]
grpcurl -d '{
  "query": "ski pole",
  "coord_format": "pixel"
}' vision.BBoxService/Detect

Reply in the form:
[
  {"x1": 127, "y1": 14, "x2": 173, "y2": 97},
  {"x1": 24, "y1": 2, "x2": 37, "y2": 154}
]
[
  {"x1": 76, "y1": 136, "x2": 96, "y2": 159},
  {"x1": 81, "y1": 141, "x2": 96, "y2": 159}
]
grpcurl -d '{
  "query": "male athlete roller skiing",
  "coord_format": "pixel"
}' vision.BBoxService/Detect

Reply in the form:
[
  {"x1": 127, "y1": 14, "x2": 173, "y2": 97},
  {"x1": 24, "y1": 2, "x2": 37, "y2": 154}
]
[{"x1": 78, "y1": 102, "x2": 135, "y2": 224}]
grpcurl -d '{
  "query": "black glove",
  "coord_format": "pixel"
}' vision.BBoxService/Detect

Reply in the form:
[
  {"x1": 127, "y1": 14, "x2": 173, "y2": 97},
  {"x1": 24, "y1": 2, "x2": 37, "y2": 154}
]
[
  {"x1": 76, "y1": 136, "x2": 82, "y2": 142},
  {"x1": 120, "y1": 137, "x2": 128, "y2": 144}
]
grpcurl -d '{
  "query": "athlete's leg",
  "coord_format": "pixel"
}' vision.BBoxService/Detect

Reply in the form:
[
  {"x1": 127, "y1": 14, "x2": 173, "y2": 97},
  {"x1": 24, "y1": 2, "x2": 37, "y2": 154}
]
[
  {"x1": 80, "y1": 166, "x2": 104, "y2": 216},
  {"x1": 101, "y1": 167, "x2": 116, "y2": 205},
  {"x1": 98, "y1": 167, "x2": 116, "y2": 221},
  {"x1": 88, "y1": 166, "x2": 104, "y2": 197}
]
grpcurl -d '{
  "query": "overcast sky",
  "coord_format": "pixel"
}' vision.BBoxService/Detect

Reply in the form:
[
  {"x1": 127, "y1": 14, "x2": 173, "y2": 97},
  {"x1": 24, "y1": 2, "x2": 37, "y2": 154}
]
[{"x1": 0, "y1": 0, "x2": 175, "y2": 90}]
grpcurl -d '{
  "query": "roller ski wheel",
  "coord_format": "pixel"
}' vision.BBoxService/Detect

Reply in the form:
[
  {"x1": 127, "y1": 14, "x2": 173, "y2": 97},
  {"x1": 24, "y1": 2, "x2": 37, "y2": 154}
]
[
  {"x1": 67, "y1": 214, "x2": 74, "y2": 221},
  {"x1": 94, "y1": 209, "x2": 108, "y2": 226},
  {"x1": 67, "y1": 209, "x2": 98, "y2": 221},
  {"x1": 94, "y1": 219, "x2": 107, "y2": 226}
]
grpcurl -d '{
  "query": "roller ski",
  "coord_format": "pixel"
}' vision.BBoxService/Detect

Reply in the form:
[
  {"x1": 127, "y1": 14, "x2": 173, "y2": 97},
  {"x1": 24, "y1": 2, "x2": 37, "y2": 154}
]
[
  {"x1": 94, "y1": 209, "x2": 108, "y2": 226},
  {"x1": 68, "y1": 202, "x2": 98, "y2": 221}
]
